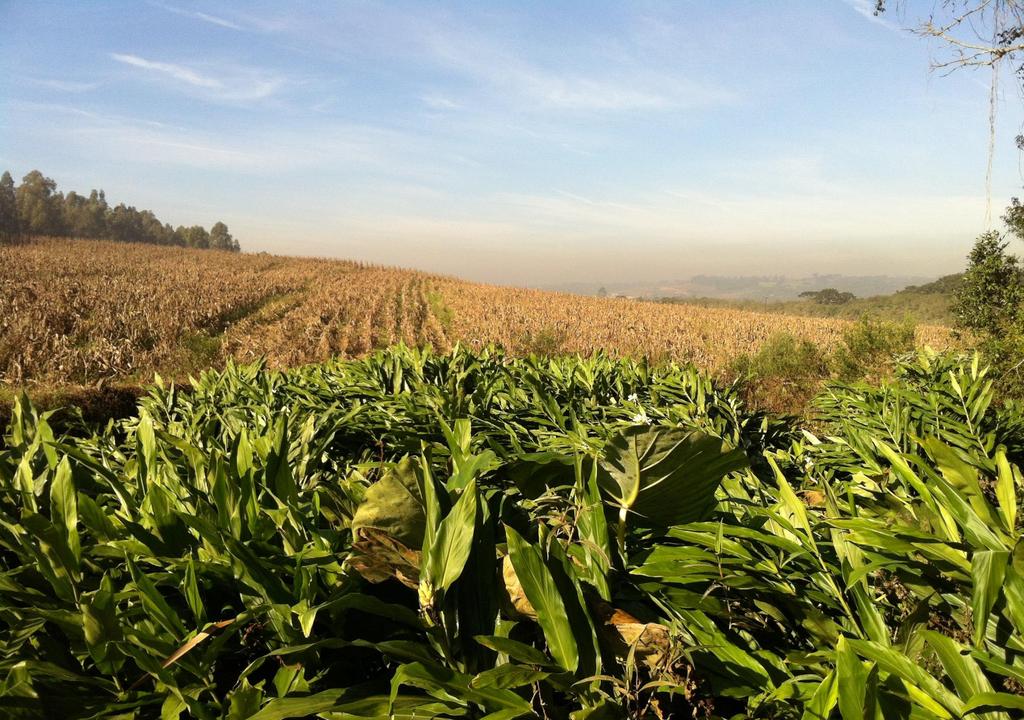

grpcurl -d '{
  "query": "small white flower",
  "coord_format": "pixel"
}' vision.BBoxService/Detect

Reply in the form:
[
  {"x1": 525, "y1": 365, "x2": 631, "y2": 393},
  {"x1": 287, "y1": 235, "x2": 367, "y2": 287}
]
[
  {"x1": 631, "y1": 410, "x2": 650, "y2": 424},
  {"x1": 627, "y1": 393, "x2": 639, "y2": 403}
]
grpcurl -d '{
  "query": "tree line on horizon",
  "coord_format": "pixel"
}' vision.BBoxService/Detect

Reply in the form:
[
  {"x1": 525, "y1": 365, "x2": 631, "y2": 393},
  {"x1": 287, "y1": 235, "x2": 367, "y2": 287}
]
[{"x1": 0, "y1": 169, "x2": 240, "y2": 251}]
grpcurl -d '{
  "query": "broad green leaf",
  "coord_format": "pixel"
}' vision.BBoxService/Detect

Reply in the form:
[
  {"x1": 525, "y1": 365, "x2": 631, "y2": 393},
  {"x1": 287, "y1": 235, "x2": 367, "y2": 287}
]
[
  {"x1": 598, "y1": 426, "x2": 747, "y2": 527},
  {"x1": 389, "y1": 661, "x2": 532, "y2": 714},
  {"x1": 971, "y1": 550, "x2": 1009, "y2": 647},
  {"x1": 671, "y1": 607, "x2": 771, "y2": 692},
  {"x1": 127, "y1": 557, "x2": 186, "y2": 638},
  {"x1": 770, "y1": 457, "x2": 814, "y2": 545},
  {"x1": 802, "y1": 669, "x2": 837, "y2": 720},
  {"x1": 573, "y1": 458, "x2": 611, "y2": 599},
  {"x1": 473, "y1": 635, "x2": 553, "y2": 666},
  {"x1": 182, "y1": 559, "x2": 204, "y2": 625},
  {"x1": 273, "y1": 663, "x2": 309, "y2": 697},
  {"x1": 470, "y1": 664, "x2": 549, "y2": 690},
  {"x1": 162, "y1": 695, "x2": 186, "y2": 720},
  {"x1": 80, "y1": 575, "x2": 122, "y2": 666},
  {"x1": 569, "y1": 701, "x2": 625, "y2": 720},
  {"x1": 248, "y1": 689, "x2": 348, "y2": 720},
  {"x1": 19, "y1": 512, "x2": 77, "y2": 602},
  {"x1": 924, "y1": 438, "x2": 997, "y2": 527},
  {"x1": 76, "y1": 492, "x2": 116, "y2": 541},
  {"x1": 964, "y1": 693, "x2": 1024, "y2": 714},
  {"x1": 137, "y1": 412, "x2": 156, "y2": 482},
  {"x1": 266, "y1": 416, "x2": 297, "y2": 505},
  {"x1": 1004, "y1": 564, "x2": 1024, "y2": 636},
  {"x1": 837, "y1": 636, "x2": 870, "y2": 720},
  {"x1": 994, "y1": 449, "x2": 1018, "y2": 533},
  {"x1": 15, "y1": 456, "x2": 36, "y2": 512},
  {"x1": 49, "y1": 457, "x2": 79, "y2": 565},
  {"x1": 505, "y1": 452, "x2": 575, "y2": 499},
  {"x1": 505, "y1": 526, "x2": 579, "y2": 673},
  {"x1": 848, "y1": 639, "x2": 963, "y2": 717},
  {"x1": 420, "y1": 479, "x2": 477, "y2": 606},
  {"x1": 924, "y1": 631, "x2": 1004, "y2": 720},
  {"x1": 325, "y1": 695, "x2": 467, "y2": 719},
  {"x1": 227, "y1": 679, "x2": 264, "y2": 720},
  {"x1": 850, "y1": 582, "x2": 889, "y2": 646}
]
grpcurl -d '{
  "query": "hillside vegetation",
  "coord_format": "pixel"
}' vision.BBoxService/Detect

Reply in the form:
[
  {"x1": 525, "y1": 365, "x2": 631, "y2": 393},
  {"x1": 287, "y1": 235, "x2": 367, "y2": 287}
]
[
  {"x1": 2, "y1": 345, "x2": 1023, "y2": 718},
  {"x1": 661, "y1": 274, "x2": 961, "y2": 326},
  {"x1": 0, "y1": 239, "x2": 952, "y2": 396}
]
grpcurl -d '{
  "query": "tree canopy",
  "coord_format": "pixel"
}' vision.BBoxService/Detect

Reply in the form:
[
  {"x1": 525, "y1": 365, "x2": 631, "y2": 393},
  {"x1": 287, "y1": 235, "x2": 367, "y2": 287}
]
[
  {"x1": 952, "y1": 230, "x2": 1023, "y2": 333},
  {"x1": 798, "y1": 288, "x2": 856, "y2": 305},
  {"x1": 0, "y1": 169, "x2": 240, "y2": 251},
  {"x1": 0, "y1": 172, "x2": 18, "y2": 245}
]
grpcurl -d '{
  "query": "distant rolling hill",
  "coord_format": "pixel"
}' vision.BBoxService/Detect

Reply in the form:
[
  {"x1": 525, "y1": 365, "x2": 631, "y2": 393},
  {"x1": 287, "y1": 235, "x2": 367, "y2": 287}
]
[
  {"x1": 659, "y1": 273, "x2": 962, "y2": 325},
  {"x1": 548, "y1": 274, "x2": 939, "y2": 301}
]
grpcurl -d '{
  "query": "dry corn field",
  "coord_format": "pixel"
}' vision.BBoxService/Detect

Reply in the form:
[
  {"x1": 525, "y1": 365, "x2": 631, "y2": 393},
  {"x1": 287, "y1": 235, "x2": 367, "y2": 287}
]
[{"x1": 0, "y1": 238, "x2": 952, "y2": 387}]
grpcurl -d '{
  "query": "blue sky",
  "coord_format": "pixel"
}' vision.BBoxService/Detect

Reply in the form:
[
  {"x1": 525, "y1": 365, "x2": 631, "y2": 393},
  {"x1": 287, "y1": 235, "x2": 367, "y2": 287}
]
[{"x1": 1, "y1": 0, "x2": 1022, "y2": 285}]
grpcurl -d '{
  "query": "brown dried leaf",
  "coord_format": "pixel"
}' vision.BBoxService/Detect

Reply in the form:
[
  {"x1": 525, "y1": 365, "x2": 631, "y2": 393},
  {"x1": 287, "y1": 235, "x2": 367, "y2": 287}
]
[{"x1": 348, "y1": 527, "x2": 421, "y2": 589}]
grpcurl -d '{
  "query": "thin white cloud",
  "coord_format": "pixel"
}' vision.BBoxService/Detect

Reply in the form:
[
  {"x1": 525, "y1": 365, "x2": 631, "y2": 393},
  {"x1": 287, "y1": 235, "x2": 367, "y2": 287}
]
[
  {"x1": 235, "y1": 5, "x2": 735, "y2": 113},
  {"x1": 10, "y1": 101, "x2": 182, "y2": 129},
  {"x1": 109, "y1": 53, "x2": 283, "y2": 101},
  {"x1": 424, "y1": 31, "x2": 732, "y2": 111},
  {"x1": 27, "y1": 78, "x2": 101, "y2": 93},
  {"x1": 189, "y1": 10, "x2": 241, "y2": 30},
  {"x1": 11, "y1": 102, "x2": 262, "y2": 169},
  {"x1": 663, "y1": 189, "x2": 732, "y2": 211},
  {"x1": 421, "y1": 94, "x2": 462, "y2": 110},
  {"x1": 149, "y1": 2, "x2": 242, "y2": 30},
  {"x1": 111, "y1": 53, "x2": 221, "y2": 89},
  {"x1": 491, "y1": 186, "x2": 994, "y2": 249},
  {"x1": 8, "y1": 101, "x2": 463, "y2": 180}
]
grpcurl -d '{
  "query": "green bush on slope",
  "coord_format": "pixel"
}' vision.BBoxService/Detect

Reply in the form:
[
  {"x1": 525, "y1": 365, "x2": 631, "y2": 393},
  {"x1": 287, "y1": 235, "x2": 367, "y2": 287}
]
[{"x1": 730, "y1": 316, "x2": 917, "y2": 414}]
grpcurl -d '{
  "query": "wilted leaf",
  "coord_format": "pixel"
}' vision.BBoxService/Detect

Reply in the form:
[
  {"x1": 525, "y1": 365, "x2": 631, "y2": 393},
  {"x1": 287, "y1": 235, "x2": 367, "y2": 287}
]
[
  {"x1": 501, "y1": 555, "x2": 536, "y2": 619},
  {"x1": 350, "y1": 457, "x2": 426, "y2": 547},
  {"x1": 349, "y1": 527, "x2": 421, "y2": 588}
]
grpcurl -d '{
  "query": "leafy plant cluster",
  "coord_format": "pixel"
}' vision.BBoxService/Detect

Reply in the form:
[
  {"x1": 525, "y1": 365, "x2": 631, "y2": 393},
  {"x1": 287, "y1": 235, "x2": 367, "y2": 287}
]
[
  {"x1": 730, "y1": 317, "x2": 917, "y2": 414},
  {"x1": 1, "y1": 344, "x2": 1023, "y2": 719}
]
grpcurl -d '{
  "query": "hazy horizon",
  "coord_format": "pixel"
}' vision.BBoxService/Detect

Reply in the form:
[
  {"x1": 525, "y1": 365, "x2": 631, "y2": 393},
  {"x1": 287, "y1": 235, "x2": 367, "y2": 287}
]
[{"x1": 2, "y1": 0, "x2": 1023, "y2": 285}]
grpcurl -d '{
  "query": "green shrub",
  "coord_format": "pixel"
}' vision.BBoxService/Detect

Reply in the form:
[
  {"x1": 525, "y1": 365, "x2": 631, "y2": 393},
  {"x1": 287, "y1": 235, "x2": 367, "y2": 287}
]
[
  {"x1": 978, "y1": 325, "x2": 1024, "y2": 399},
  {"x1": 520, "y1": 324, "x2": 567, "y2": 356},
  {"x1": 733, "y1": 333, "x2": 828, "y2": 379},
  {"x1": 426, "y1": 289, "x2": 454, "y2": 330},
  {"x1": 731, "y1": 320, "x2": 918, "y2": 414},
  {"x1": 952, "y1": 230, "x2": 1023, "y2": 335},
  {"x1": 731, "y1": 333, "x2": 829, "y2": 413},
  {"x1": 177, "y1": 330, "x2": 222, "y2": 373},
  {"x1": 832, "y1": 316, "x2": 916, "y2": 380}
]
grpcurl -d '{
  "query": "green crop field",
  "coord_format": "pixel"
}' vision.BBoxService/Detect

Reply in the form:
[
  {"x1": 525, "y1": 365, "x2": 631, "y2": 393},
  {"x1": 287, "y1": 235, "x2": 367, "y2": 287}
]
[{"x1": 2, "y1": 344, "x2": 1023, "y2": 719}]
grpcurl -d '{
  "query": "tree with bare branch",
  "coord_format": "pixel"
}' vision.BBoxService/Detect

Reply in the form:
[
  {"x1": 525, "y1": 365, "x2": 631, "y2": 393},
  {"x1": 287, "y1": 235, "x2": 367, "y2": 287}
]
[{"x1": 877, "y1": 1, "x2": 1024, "y2": 217}]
